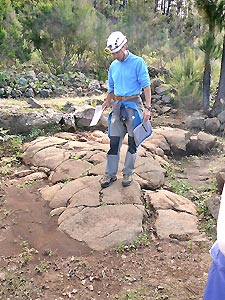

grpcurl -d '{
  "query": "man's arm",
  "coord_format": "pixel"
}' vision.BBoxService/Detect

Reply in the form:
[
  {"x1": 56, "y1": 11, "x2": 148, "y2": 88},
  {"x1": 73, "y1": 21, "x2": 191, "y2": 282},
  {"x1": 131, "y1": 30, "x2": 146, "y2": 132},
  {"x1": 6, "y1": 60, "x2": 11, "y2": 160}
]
[
  {"x1": 143, "y1": 85, "x2": 152, "y2": 123},
  {"x1": 217, "y1": 184, "x2": 225, "y2": 255}
]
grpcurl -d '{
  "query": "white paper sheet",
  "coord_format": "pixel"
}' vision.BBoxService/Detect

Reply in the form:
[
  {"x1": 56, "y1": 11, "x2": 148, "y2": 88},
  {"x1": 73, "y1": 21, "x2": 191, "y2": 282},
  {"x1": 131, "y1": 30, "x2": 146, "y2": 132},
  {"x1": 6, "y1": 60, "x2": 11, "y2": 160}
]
[{"x1": 89, "y1": 105, "x2": 104, "y2": 126}]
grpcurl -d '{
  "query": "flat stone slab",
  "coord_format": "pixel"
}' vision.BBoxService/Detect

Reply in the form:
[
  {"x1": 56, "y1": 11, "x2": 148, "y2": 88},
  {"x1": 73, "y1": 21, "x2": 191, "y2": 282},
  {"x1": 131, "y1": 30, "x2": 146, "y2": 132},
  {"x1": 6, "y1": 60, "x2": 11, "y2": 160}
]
[
  {"x1": 58, "y1": 204, "x2": 145, "y2": 251},
  {"x1": 47, "y1": 176, "x2": 101, "y2": 209},
  {"x1": 101, "y1": 180, "x2": 142, "y2": 205},
  {"x1": 155, "y1": 209, "x2": 201, "y2": 240},
  {"x1": 50, "y1": 159, "x2": 93, "y2": 183},
  {"x1": 147, "y1": 189, "x2": 196, "y2": 215},
  {"x1": 30, "y1": 146, "x2": 71, "y2": 170},
  {"x1": 146, "y1": 190, "x2": 206, "y2": 241},
  {"x1": 22, "y1": 136, "x2": 67, "y2": 163}
]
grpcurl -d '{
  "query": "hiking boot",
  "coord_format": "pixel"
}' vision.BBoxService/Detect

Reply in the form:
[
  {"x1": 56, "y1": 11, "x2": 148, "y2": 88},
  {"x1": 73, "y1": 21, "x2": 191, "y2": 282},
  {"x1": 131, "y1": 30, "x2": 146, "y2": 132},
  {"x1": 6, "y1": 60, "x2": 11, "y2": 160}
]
[
  {"x1": 100, "y1": 175, "x2": 117, "y2": 188},
  {"x1": 122, "y1": 174, "x2": 133, "y2": 187}
]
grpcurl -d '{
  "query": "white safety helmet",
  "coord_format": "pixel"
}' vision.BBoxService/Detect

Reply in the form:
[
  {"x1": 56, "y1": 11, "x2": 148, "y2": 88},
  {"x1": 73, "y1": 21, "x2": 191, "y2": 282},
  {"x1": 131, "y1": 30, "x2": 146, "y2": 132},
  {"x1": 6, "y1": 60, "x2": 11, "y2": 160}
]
[{"x1": 104, "y1": 31, "x2": 127, "y2": 54}]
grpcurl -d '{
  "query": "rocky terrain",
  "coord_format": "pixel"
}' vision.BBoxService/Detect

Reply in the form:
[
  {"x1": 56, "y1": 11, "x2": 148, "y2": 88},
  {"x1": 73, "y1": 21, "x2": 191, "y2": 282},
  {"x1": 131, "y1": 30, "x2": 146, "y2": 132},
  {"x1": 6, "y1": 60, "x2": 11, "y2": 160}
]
[{"x1": 0, "y1": 96, "x2": 224, "y2": 300}]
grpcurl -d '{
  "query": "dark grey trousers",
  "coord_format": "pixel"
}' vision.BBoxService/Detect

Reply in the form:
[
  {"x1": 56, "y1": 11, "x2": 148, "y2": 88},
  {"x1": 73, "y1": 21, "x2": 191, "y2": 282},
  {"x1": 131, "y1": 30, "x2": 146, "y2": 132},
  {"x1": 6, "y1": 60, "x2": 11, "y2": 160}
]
[{"x1": 105, "y1": 97, "x2": 143, "y2": 177}]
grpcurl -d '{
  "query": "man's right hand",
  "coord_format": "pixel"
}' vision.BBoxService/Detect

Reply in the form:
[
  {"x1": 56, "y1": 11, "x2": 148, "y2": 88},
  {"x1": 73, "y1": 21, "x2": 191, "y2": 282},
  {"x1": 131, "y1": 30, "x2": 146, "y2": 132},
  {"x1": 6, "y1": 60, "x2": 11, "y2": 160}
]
[{"x1": 102, "y1": 99, "x2": 110, "y2": 110}]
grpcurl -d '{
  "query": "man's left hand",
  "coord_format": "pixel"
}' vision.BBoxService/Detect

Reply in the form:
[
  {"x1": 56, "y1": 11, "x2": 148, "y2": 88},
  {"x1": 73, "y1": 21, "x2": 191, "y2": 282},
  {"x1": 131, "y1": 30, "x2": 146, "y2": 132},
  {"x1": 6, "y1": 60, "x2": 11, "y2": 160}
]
[{"x1": 143, "y1": 108, "x2": 151, "y2": 123}]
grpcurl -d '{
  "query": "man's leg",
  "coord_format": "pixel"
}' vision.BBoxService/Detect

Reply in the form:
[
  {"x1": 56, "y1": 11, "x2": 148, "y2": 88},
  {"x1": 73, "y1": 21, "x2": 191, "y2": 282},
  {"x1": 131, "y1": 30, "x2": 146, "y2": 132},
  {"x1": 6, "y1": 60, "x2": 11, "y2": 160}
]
[
  {"x1": 122, "y1": 135, "x2": 137, "y2": 175},
  {"x1": 105, "y1": 136, "x2": 122, "y2": 177},
  {"x1": 122, "y1": 107, "x2": 138, "y2": 186},
  {"x1": 100, "y1": 113, "x2": 126, "y2": 188}
]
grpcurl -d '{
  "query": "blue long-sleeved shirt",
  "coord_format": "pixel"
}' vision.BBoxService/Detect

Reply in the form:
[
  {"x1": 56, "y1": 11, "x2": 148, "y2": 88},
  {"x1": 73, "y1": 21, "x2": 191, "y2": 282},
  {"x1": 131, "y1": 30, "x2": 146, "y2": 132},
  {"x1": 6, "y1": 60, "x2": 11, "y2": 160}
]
[{"x1": 108, "y1": 52, "x2": 150, "y2": 96}]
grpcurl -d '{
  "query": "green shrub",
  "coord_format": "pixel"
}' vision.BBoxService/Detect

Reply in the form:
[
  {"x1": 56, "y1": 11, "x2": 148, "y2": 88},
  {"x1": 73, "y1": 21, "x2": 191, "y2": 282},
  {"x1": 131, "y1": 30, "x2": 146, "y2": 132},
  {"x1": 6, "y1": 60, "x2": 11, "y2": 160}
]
[{"x1": 168, "y1": 50, "x2": 203, "y2": 109}]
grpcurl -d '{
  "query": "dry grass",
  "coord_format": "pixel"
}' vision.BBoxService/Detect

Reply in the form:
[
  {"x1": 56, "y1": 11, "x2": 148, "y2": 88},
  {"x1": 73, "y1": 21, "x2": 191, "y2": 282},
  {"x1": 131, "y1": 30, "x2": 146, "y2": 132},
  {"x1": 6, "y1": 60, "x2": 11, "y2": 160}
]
[{"x1": 0, "y1": 95, "x2": 105, "y2": 112}]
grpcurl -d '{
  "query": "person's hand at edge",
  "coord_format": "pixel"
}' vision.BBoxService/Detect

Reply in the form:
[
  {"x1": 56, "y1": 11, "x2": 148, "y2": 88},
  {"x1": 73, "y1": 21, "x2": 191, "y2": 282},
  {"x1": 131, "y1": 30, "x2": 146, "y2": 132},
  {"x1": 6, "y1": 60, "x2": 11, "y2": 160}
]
[
  {"x1": 143, "y1": 109, "x2": 151, "y2": 123},
  {"x1": 102, "y1": 99, "x2": 110, "y2": 110},
  {"x1": 102, "y1": 92, "x2": 114, "y2": 110}
]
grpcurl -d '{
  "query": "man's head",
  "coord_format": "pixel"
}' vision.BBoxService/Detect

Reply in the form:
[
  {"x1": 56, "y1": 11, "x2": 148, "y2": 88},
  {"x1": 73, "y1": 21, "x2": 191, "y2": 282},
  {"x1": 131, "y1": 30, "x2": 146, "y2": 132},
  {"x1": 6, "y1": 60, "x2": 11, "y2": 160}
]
[{"x1": 104, "y1": 31, "x2": 127, "y2": 56}]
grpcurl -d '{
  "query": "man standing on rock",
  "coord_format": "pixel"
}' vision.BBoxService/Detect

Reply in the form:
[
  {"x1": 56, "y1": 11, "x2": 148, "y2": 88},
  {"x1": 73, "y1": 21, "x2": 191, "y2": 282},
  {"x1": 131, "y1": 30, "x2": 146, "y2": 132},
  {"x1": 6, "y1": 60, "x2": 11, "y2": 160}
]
[{"x1": 100, "y1": 31, "x2": 152, "y2": 188}]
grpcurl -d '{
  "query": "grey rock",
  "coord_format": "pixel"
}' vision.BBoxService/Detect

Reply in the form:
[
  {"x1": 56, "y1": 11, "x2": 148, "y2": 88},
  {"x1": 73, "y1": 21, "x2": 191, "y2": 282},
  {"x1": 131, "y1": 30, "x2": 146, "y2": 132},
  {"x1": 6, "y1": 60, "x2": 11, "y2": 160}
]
[
  {"x1": 204, "y1": 117, "x2": 221, "y2": 133},
  {"x1": 27, "y1": 97, "x2": 44, "y2": 108},
  {"x1": 217, "y1": 110, "x2": 225, "y2": 123},
  {"x1": 206, "y1": 195, "x2": 221, "y2": 219}
]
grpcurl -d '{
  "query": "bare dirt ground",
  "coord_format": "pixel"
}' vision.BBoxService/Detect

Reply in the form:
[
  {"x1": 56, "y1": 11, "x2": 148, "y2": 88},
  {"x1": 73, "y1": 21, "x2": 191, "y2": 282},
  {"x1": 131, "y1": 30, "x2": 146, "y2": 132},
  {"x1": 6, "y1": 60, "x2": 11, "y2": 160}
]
[{"x1": 0, "y1": 109, "x2": 223, "y2": 300}]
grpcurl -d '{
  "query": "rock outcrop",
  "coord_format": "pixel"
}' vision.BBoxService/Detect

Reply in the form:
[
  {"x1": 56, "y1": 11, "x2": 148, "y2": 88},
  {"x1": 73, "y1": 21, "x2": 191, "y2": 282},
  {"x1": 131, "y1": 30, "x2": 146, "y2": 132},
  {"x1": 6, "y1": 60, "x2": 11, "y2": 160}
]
[{"x1": 17, "y1": 127, "x2": 219, "y2": 250}]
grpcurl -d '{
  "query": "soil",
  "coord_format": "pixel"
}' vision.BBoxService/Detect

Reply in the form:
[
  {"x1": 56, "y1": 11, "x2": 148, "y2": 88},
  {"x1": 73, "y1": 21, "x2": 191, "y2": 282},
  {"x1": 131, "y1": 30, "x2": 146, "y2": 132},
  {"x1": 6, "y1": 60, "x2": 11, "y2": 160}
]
[{"x1": 0, "y1": 108, "x2": 223, "y2": 300}]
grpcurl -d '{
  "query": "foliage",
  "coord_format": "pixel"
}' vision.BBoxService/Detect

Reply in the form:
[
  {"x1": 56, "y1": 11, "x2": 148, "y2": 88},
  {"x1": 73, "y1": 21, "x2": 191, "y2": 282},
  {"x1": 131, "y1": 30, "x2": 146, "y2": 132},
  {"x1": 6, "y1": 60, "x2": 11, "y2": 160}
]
[
  {"x1": 210, "y1": 56, "x2": 223, "y2": 94},
  {"x1": 34, "y1": 261, "x2": 50, "y2": 274},
  {"x1": 0, "y1": 124, "x2": 61, "y2": 177},
  {"x1": 192, "y1": 192, "x2": 216, "y2": 236},
  {"x1": 27, "y1": 127, "x2": 46, "y2": 141},
  {"x1": 116, "y1": 241, "x2": 125, "y2": 253},
  {"x1": 119, "y1": 289, "x2": 145, "y2": 300},
  {"x1": 0, "y1": 128, "x2": 24, "y2": 176},
  {"x1": 0, "y1": 128, "x2": 23, "y2": 156},
  {"x1": 26, "y1": 125, "x2": 61, "y2": 141},
  {"x1": 168, "y1": 179, "x2": 195, "y2": 197},
  {"x1": 0, "y1": 0, "x2": 31, "y2": 66},
  {"x1": 194, "y1": 0, "x2": 225, "y2": 112},
  {"x1": 1, "y1": 272, "x2": 34, "y2": 298},
  {"x1": 116, "y1": 233, "x2": 149, "y2": 254},
  {"x1": 0, "y1": 0, "x2": 205, "y2": 76},
  {"x1": 17, "y1": 0, "x2": 107, "y2": 74},
  {"x1": 19, "y1": 240, "x2": 38, "y2": 266},
  {"x1": 168, "y1": 50, "x2": 203, "y2": 109},
  {"x1": 17, "y1": 179, "x2": 36, "y2": 189},
  {"x1": 118, "y1": 0, "x2": 168, "y2": 56},
  {"x1": 89, "y1": 10, "x2": 109, "y2": 81},
  {"x1": 166, "y1": 4, "x2": 203, "y2": 54},
  {"x1": 0, "y1": 0, "x2": 223, "y2": 109}
]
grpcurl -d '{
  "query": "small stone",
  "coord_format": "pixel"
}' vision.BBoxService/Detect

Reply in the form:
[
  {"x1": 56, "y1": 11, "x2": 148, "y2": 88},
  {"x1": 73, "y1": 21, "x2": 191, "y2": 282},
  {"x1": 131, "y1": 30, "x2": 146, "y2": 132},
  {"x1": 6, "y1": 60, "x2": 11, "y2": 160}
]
[
  {"x1": 88, "y1": 284, "x2": 94, "y2": 291},
  {"x1": 0, "y1": 272, "x2": 6, "y2": 281}
]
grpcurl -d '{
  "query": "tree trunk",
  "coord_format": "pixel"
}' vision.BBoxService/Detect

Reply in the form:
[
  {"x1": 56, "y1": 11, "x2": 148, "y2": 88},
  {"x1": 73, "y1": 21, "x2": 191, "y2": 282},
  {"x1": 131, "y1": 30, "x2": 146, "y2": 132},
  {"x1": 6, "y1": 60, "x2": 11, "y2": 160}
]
[
  {"x1": 202, "y1": 51, "x2": 211, "y2": 114},
  {"x1": 211, "y1": 35, "x2": 225, "y2": 116},
  {"x1": 166, "y1": 0, "x2": 172, "y2": 15},
  {"x1": 202, "y1": 21, "x2": 215, "y2": 115},
  {"x1": 154, "y1": 0, "x2": 159, "y2": 12},
  {"x1": 161, "y1": 0, "x2": 164, "y2": 12},
  {"x1": 217, "y1": 35, "x2": 225, "y2": 101}
]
